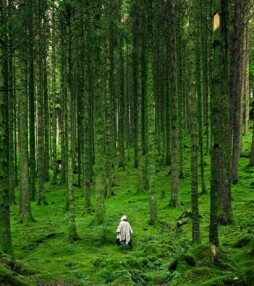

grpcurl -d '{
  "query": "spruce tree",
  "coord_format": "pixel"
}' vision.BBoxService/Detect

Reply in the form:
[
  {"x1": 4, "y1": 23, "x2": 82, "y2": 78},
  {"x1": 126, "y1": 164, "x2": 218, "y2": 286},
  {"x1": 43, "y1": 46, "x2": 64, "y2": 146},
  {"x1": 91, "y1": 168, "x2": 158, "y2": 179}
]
[{"x1": 0, "y1": 0, "x2": 12, "y2": 254}]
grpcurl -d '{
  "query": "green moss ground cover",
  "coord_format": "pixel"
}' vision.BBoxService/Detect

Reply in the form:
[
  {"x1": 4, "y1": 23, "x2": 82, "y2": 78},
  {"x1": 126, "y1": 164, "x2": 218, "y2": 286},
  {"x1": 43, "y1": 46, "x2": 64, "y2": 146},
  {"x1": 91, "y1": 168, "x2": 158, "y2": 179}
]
[{"x1": 4, "y1": 131, "x2": 254, "y2": 285}]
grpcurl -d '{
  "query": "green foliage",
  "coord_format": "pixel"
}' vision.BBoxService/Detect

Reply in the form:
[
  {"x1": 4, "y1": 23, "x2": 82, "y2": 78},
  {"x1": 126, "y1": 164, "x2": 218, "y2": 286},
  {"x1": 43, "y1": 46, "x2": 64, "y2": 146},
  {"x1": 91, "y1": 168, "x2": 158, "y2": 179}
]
[
  {"x1": 8, "y1": 149, "x2": 253, "y2": 285},
  {"x1": 7, "y1": 125, "x2": 254, "y2": 285},
  {"x1": 0, "y1": 253, "x2": 37, "y2": 286}
]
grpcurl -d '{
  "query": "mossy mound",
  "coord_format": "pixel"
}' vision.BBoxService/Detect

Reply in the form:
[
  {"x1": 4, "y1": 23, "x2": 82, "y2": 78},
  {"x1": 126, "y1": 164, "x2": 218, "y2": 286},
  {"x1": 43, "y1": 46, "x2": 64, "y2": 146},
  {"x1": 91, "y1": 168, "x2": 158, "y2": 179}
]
[
  {"x1": 233, "y1": 234, "x2": 252, "y2": 248},
  {"x1": 167, "y1": 244, "x2": 241, "y2": 285},
  {"x1": 109, "y1": 274, "x2": 137, "y2": 286},
  {"x1": 0, "y1": 253, "x2": 37, "y2": 286}
]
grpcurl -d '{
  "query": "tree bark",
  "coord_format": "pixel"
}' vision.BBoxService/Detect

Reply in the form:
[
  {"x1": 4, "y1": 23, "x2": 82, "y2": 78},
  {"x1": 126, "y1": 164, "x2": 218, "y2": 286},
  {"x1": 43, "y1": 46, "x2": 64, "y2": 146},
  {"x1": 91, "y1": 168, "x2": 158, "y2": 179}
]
[{"x1": 0, "y1": 0, "x2": 12, "y2": 253}]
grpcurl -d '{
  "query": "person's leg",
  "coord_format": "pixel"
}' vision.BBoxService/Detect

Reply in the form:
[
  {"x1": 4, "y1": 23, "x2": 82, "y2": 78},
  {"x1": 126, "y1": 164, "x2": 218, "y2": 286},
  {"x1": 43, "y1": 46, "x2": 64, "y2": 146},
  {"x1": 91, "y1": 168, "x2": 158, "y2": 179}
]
[
  {"x1": 128, "y1": 240, "x2": 133, "y2": 249},
  {"x1": 121, "y1": 240, "x2": 126, "y2": 252}
]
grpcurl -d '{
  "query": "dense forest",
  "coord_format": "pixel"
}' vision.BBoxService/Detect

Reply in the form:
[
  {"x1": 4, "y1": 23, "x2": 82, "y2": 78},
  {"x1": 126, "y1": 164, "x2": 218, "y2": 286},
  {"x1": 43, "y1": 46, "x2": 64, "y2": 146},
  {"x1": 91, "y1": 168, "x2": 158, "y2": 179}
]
[{"x1": 1, "y1": 0, "x2": 254, "y2": 285}]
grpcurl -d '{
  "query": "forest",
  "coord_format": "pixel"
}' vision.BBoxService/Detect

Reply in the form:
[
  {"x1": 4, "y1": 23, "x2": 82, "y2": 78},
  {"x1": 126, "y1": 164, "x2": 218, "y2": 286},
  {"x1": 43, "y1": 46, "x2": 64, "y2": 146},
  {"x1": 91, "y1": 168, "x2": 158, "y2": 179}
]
[{"x1": 1, "y1": 0, "x2": 254, "y2": 285}]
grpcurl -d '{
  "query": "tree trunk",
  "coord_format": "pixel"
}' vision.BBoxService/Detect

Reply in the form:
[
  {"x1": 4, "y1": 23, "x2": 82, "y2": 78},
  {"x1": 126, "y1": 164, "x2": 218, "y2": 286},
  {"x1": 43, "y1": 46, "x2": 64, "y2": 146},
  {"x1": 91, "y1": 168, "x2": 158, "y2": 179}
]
[
  {"x1": 118, "y1": 37, "x2": 125, "y2": 170},
  {"x1": 66, "y1": 5, "x2": 79, "y2": 241},
  {"x1": 8, "y1": 36, "x2": 16, "y2": 204},
  {"x1": 167, "y1": 0, "x2": 179, "y2": 207},
  {"x1": 231, "y1": 0, "x2": 243, "y2": 185},
  {"x1": 19, "y1": 61, "x2": 34, "y2": 223},
  {"x1": 43, "y1": 58, "x2": 50, "y2": 183},
  {"x1": 242, "y1": 14, "x2": 250, "y2": 135},
  {"x1": 250, "y1": 120, "x2": 254, "y2": 166},
  {"x1": 210, "y1": 0, "x2": 232, "y2": 244},
  {"x1": 59, "y1": 21, "x2": 67, "y2": 186},
  {"x1": 0, "y1": 0, "x2": 13, "y2": 252},
  {"x1": 190, "y1": 1, "x2": 200, "y2": 243},
  {"x1": 148, "y1": 56, "x2": 157, "y2": 224},
  {"x1": 28, "y1": 1, "x2": 36, "y2": 201},
  {"x1": 51, "y1": 7, "x2": 58, "y2": 186}
]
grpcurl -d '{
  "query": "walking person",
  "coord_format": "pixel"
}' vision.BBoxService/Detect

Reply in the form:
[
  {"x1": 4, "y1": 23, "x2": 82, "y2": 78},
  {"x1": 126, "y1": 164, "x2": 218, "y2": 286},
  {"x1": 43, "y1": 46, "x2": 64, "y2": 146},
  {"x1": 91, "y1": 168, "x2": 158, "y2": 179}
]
[{"x1": 116, "y1": 215, "x2": 133, "y2": 253}]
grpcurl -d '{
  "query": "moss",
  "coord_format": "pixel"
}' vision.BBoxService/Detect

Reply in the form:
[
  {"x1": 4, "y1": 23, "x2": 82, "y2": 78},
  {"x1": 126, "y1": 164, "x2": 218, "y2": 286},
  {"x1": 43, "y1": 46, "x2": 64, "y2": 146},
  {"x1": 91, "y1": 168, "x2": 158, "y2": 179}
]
[
  {"x1": 184, "y1": 244, "x2": 211, "y2": 267},
  {"x1": 183, "y1": 254, "x2": 196, "y2": 266},
  {"x1": 122, "y1": 257, "x2": 141, "y2": 269},
  {"x1": 233, "y1": 267, "x2": 254, "y2": 285},
  {"x1": 181, "y1": 267, "x2": 221, "y2": 285},
  {"x1": 203, "y1": 275, "x2": 235, "y2": 286},
  {"x1": 8, "y1": 128, "x2": 254, "y2": 285},
  {"x1": 109, "y1": 274, "x2": 137, "y2": 286},
  {"x1": 143, "y1": 243, "x2": 160, "y2": 255},
  {"x1": 0, "y1": 264, "x2": 34, "y2": 286},
  {"x1": 248, "y1": 239, "x2": 254, "y2": 255},
  {"x1": 233, "y1": 235, "x2": 252, "y2": 248}
]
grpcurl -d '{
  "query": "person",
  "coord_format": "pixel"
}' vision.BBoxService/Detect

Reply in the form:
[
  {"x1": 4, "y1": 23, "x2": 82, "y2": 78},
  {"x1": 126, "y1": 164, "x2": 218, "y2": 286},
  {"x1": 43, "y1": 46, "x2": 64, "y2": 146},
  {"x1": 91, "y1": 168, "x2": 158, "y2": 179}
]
[{"x1": 116, "y1": 215, "x2": 133, "y2": 252}]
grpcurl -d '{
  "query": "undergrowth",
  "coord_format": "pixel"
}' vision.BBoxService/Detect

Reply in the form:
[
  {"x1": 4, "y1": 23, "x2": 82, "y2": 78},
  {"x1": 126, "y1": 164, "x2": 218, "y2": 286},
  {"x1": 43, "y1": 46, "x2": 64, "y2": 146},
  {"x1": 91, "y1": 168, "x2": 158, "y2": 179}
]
[{"x1": 4, "y1": 128, "x2": 254, "y2": 285}]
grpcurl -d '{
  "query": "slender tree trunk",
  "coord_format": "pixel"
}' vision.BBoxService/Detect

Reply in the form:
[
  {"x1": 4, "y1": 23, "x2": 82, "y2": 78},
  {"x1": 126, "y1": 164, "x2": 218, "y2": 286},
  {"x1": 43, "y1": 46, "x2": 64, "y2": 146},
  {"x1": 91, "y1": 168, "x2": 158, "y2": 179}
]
[
  {"x1": 210, "y1": 0, "x2": 232, "y2": 244},
  {"x1": 66, "y1": 6, "x2": 79, "y2": 241},
  {"x1": 19, "y1": 60, "x2": 34, "y2": 223},
  {"x1": 105, "y1": 8, "x2": 116, "y2": 198},
  {"x1": 8, "y1": 37, "x2": 16, "y2": 204},
  {"x1": 0, "y1": 0, "x2": 12, "y2": 252},
  {"x1": 203, "y1": 0, "x2": 212, "y2": 156},
  {"x1": 94, "y1": 2, "x2": 106, "y2": 224},
  {"x1": 37, "y1": 0, "x2": 47, "y2": 205},
  {"x1": 28, "y1": 1, "x2": 36, "y2": 201},
  {"x1": 51, "y1": 8, "x2": 58, "y2": 185},
  {"x1": 84, "y1": 33, "x2": 93, "y2": 212},
  {"x1": 167, "y1": 0, "x2": 179, "y2": 207},
  {"x1": 230, "y1": 0, "x2": 243, "y2": 185},
  {"x1": 250, "y1": 120, "x2": 254, "y2": 166},
  {"x1": 242, "y1": 15, "x2": 250, "y2": 135},
  {"x1": 196, "y1": 0, "x2": 206, "y2": 194},
  {"x1": 175, "y1": 3, "x2": 185, "y2": 179},
  {"x1": 190, "y1": 1, "x2": 200, "y2": 243},
  {"x1": 132, "y1": 2, "x2": 139, "y2": 169},
  {"x1": 118, "y1": 37, "x2": 125, "y2": 169},
  {"x1": 60, "y1": 22, "x2": 67, "y2": 186},
  {"x1": 44, "y1": 58, "x2": 50, "y2": 183},
  {"x1": 218, "y1": 0, "x2": 232, "y2": 225},
  {"x1": 148, "y1": 58, "x2": 157, "y2": 224}
]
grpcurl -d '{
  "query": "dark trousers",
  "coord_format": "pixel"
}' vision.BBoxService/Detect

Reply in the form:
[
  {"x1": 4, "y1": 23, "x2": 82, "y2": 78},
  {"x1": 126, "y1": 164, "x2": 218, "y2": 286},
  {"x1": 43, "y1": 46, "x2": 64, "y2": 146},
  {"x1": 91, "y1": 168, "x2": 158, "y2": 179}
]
[{"x1": 121, "y1": 239, "x2": 132, "y2": 251}]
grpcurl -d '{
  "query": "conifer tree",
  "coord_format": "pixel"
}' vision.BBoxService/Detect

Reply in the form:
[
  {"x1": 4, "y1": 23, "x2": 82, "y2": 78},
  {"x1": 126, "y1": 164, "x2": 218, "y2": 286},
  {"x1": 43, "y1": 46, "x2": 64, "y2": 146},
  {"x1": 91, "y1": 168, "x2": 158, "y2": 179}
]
[
  {"x1": 18, "y1": 2, "x2": 34, "y2": 223},
  {"x1": 210, "y1": 0, "x2": 232, "y2": 244},
  {"x1": 93, "y1": 0, "x2": 106, "y2": 224},
  {"x1": 0, "y1": 0, "x2": 12, "y2": 254},
  {"x1": 28, "y1": 0, "x2": 36, "y2": 201},
  {"x1": 37, "y1": 0, "x2": 47, "y2": 205},
  {"x1": 167, "y1": 0, "x2": 179, "y2": 207},
  {"x1": 8, "y1": 1, "x2": 16, "y2": 205},
  {"x1": 65, "y1": 0, "x2": 79, "y2": 240}
]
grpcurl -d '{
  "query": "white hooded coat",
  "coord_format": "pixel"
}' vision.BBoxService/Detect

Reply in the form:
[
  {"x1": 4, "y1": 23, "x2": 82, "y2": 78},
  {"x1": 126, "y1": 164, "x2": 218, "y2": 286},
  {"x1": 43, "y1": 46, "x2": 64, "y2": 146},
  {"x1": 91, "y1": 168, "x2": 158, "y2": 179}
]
[{"x1": 116, "y1": 219, "x2": 133, "y2": 244}]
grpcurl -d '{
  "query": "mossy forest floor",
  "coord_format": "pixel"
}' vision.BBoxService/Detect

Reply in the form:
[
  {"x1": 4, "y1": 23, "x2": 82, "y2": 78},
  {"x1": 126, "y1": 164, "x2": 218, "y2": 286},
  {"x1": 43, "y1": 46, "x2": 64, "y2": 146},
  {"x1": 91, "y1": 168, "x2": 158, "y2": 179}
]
[{"x1": 3, "y1": 131, "x2": 254, "y2": 286}]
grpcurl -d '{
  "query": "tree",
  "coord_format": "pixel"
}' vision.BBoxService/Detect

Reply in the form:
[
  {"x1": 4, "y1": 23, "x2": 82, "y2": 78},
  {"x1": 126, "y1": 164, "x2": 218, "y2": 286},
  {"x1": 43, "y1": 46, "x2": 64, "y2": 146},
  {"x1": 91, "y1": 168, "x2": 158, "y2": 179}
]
[
  {"x1": 28, "y1": 0, "x2": 36, "y2": 201},
  {"x1": 167, "y1": 0, "x2": 179, "y2": 207},
  {"x1": 230, "y1": 0, "x2": 243, "y2": 185},
  {"x1": 148, "y1": 61, "x2": 157, "y2": 225},
  {"x1": 104, "y1": 0, "x2": 118, "y2": 198},
  {"x1": 189, "y1": 0, "x2": 201, "y2": 243},
  {"x1": 92, "y1": 0, "x2": 106, "y2": 224},
  {"x1": 18, "y1": 3, "x2": 34, "y2": 223},
  {"x1": 82, "y1": 2, "x2": 93, "y2": 213},
  {"x1": 51, "y1": 4, "x2": 58, "y2": 186},
  {"x1": 8, "y1": 0, "x2": 16, "y2": 205},
  {"x1": 131, "y1": 0, "x2": 143, "y2": 193},
  {"x1": 37, "y1": 0, "x2": 48, "y2": 205},
  {"x1": 0, "y1": 0, "x2": 12, "y2": 254},
  {"x1": 59, "y1": 10, "x2": 67, "y2": 186},
  {"x1": 210, "y1": 0, "x2": 232, "y2": 244}
]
